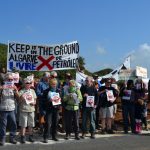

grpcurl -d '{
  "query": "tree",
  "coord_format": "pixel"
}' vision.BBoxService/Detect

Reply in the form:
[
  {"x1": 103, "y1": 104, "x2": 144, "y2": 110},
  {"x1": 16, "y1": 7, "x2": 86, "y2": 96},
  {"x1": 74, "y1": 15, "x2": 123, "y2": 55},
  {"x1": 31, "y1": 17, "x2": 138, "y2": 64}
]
[{"x1": 0, "y1": 43, "x2": 7, "y2": 69}]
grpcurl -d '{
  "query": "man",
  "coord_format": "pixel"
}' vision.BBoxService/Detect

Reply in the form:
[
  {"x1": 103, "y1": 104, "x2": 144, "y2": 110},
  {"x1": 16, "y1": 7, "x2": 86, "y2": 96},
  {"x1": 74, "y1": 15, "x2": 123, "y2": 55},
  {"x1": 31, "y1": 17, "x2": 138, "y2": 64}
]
[
  {"x1": 80, "y1": 76, "x2": 98, "y2": 139},
  {"x1": 36, "y1": 72, "x2": 50, "y2": 134}
]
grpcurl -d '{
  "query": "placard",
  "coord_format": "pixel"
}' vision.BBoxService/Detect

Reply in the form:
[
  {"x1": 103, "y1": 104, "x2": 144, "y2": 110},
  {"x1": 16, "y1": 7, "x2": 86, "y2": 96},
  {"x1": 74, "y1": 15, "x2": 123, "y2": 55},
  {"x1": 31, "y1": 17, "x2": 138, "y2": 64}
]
[
  {"x1": 50, "y1": 92, "x2": 61, "y2": 106},
  {"x1": 86, "y1": 96, "x2": 94, "y2": 107},
  {"x1": 106, "y1": 90, "x2": 115, "y2": 102},
  {"x1": 23, "y1": 91, "x2": 34, "y2": 104}
]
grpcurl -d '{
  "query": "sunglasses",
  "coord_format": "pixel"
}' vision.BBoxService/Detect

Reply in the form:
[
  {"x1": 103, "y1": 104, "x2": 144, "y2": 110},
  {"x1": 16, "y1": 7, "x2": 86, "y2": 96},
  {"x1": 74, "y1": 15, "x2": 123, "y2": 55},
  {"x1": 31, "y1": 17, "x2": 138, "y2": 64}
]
[
  {"x1": 25, "y1": 82, "x2": 32, "y2": 84},
  {"x1": 8, "y1": 79, "x2": 13, "y2": 81}
]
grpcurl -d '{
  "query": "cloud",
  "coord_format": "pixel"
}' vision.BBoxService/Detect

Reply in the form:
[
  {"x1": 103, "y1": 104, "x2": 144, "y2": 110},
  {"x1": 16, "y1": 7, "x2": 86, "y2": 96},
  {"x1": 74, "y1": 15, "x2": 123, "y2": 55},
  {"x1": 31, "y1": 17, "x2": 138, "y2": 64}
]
[
  {"x1": 96, "y1": 46, "x2": 107, "y2": 54},
  {"x1": 130, "y1": 43, "x2": 150, "y2": 78}
]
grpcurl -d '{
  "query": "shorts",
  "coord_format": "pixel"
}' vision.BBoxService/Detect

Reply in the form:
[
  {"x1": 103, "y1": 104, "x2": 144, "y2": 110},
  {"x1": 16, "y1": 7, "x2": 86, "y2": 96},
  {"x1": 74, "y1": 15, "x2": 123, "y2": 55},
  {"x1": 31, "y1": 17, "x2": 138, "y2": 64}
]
[
  {"x1": 19, "y1": 111, "x2": 35, "y2": 128},
  {"x1": 100, "y1": 106, "x2": 114, "y2": 119}
]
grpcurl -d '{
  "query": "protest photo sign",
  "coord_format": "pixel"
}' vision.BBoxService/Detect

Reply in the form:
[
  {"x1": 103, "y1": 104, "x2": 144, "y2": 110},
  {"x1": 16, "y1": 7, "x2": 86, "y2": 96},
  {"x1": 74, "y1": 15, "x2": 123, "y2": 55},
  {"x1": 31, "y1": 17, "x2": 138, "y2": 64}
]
[
  {"x1": 23, "y1": 91, "x2": 34, "y2": 104},
  {"x1": 50, "y1": 92, "x2": 61, "y2": 106},
  {"x1": 106, "y1": 90, "x2": 115, "y2": 102},
  {"x1": 86, "y1": 96, "x2": 95, "y2": 107}
]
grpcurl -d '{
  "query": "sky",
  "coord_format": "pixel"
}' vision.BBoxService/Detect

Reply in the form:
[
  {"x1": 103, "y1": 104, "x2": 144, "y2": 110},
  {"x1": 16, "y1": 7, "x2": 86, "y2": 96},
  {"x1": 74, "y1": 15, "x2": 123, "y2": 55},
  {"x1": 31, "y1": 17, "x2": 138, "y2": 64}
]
[{"x1": 0, "y1": 0, "x2": 150, "y2": 77}]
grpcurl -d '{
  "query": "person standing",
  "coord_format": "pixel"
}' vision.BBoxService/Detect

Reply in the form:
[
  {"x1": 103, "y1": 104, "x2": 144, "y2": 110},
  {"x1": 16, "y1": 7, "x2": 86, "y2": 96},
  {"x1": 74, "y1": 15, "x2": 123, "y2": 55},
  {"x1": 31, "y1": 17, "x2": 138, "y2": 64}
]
[
  {"x1": 63, "y1": 80, "x2": 83, "y2": 140},
  {"x1": 18, "y1": 78, "x2": 37, "y2": 143},
  {"x1": 119, "y1": 80, "x2": 136, "y2": 134},
  {"x1": 36, "y1": 72, "x2": 50, "y2": 134},
  {"x1": 99, "y1": 78, "x2": 118, "y2": 134},
  {"x1": 43, "y1": 78, "x2": 61, "y2": 143},
  {"x1": 0, "y1": 73, "x2": 19, "y2": 146},
  {"x1": 80, "y1": 76, "x2": 98, "y2": 139}
]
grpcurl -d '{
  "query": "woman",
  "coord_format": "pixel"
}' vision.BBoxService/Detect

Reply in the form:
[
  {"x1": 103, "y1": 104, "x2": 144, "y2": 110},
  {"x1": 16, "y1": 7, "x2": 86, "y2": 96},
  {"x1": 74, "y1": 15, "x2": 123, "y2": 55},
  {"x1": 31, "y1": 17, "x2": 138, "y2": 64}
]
[
  {"x1": 0, "y1": 73, "x2": 19, "y2": 146},
  {"x1": 43, "y1": 78, "x2": 61, "y2": 143},
  {"x1": 63, "y1": 80, "x2": 82, "y2": 140}
]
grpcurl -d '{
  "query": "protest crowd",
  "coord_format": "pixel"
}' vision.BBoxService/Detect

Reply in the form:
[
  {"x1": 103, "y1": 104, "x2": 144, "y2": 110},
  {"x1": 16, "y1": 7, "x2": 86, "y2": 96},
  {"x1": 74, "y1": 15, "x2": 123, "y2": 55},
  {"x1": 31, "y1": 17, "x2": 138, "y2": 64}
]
[{"x1": 0, "y1": 68, "x2": 149, "y2": 146}]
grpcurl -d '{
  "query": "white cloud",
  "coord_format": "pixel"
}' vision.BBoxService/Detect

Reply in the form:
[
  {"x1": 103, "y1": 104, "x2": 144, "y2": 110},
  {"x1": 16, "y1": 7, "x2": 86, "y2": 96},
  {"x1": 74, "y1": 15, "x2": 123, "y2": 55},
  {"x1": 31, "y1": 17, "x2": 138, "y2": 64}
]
[
  {"x1": 130, "y1": 43, "x2": 150, "y2": 78},
  {"x1": 96, "y1": 46, "x2": 107, "y2": 54}
]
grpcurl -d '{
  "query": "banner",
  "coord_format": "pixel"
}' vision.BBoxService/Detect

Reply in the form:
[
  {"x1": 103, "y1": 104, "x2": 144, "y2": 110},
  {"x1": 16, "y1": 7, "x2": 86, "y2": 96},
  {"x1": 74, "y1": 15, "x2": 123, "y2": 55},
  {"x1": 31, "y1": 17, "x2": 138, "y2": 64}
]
[
  {"x1": 118, "y1": 69, "x2": 134, "y2": 80},
  {"x1": 7, "y1": 41, "x2": 79, "y2": 71},
  {"x1": 136, "y1": 66, "x2": 147, "y2": 78}
]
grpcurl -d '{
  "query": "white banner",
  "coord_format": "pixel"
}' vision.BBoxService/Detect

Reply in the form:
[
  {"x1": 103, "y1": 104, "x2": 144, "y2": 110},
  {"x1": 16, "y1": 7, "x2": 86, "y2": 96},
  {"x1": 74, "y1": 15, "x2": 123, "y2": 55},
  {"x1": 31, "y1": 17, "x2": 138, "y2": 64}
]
[
  {"x1": 136, "y1": 66, "x2": 147, "y2": 78},
  {"x1": 7, "y1": 41, "x2": 79, "y2": 71}
]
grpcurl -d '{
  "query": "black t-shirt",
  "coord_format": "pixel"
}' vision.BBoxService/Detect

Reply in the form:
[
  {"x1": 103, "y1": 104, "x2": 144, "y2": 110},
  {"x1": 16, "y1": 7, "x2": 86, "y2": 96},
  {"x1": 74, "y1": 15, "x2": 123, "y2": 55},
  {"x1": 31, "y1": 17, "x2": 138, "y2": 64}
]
[
  {"x1": 99, "y1": 86, "x2": 118, "y2": 108},
  {"x1": 80, "y1": 84, "x2": 98, "y2": 108}
]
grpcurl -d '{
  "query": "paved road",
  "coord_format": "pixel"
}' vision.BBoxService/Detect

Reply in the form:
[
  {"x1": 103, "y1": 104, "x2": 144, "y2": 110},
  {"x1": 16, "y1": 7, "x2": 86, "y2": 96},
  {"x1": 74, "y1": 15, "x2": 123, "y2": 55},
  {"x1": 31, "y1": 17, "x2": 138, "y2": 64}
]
[{"x1": 1, "y1": 131, "x2": 150, "y2": 150}]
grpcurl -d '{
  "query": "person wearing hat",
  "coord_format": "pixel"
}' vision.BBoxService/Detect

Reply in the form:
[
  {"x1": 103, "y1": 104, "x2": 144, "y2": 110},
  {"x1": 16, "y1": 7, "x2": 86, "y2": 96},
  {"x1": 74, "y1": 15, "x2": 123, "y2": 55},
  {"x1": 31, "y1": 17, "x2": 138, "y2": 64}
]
[
  {"x1": 0, "y1": 73, "x2": 19, "y2": 146},
  {"x1": 63, "y1": 80, "x2": 83, "y2": 140},
  {"x1": 18, "y1": 78, "x2": 37, "y2": 143},
  {"x1": 42, "y1": 78, "x2": 61, "y2": 143}
]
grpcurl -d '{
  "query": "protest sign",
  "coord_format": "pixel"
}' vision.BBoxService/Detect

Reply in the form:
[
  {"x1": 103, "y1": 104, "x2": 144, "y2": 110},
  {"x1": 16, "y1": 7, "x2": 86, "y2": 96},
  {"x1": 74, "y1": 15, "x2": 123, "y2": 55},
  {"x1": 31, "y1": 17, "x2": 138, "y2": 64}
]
[
  {"x1": 7, "y1": 41, "x2": 79, "y2": 71},
  {"x1": 86, "y1": 96, "x2": 95, "y2": 107},
  {"x1": 50, "y1": 92, "x2": 61, "y2": 106},
  {"x1": 23, "y1": 91, "x2": 34, "y2": 104},
  {"x1": 106, "y1": 90, "x2": 115, "y2": 102}
]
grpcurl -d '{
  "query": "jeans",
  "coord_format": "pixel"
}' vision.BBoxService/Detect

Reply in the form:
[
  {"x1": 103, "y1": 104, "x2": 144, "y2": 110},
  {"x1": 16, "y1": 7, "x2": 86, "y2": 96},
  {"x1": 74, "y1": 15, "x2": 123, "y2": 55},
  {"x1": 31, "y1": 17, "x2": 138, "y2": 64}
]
[
  {"x1": 43, "y1": 108, "x2": 59, "y2": 139},
  {"x1": 82, "y1": 108, "x2": 96, "y2": 133},
  {"x1": 0, "y1": 110, "x2": 17, "y2": 140},
  {"x1": 122, "y1": 102, "x2": 135, "y2": 132}
]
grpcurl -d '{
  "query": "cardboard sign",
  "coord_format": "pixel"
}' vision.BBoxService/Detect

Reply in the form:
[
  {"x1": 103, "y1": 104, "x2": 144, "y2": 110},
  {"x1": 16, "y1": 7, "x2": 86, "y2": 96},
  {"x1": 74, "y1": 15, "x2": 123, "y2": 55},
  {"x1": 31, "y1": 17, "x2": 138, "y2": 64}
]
[
  {"x1": 23, "y1": 91, "x2": 34, "y2": 104},
  {"x1": 122, "y1": 90, "x2": 131, "y2": 100},
  {"x1": 50, "y1": 92, "x2": 61, "y2": 106},
  {"x1": 86, "y1": 96, "x2": 95, "y2": 107},
  {"x1": 106, "y1": 90, "x2": 115, "y2": 102}
]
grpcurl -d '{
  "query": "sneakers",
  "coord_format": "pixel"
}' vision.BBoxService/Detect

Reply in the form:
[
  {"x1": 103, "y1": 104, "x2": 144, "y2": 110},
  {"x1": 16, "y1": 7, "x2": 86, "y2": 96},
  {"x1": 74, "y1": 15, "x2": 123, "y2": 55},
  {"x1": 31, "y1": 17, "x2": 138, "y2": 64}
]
[
  {"x1": 0, "y1": 139, "x2": 5, "y2": 146},
  {"x1": 52, "y1": 137, "x2": 59, "y2": 141},
  {"x1": 75, "y1": 134, "x2": 80, "y2": 140},
  {"x1": 124, "y1": 130, "x2": 128, "y2": 134},
  {"x1": 9, "y1": 137, "x2": 17, "y2": 144},
  {"x1": 29, "y1": 135, "x2": 35, "y2": 143},
  {"x1": 90, "y1": 133, "x2": 95, "y2": 139},
  {"x1": 107, "y1": 129, "x2": 115, "y2": 134},
  {"x1": 101, "y1": 129, "x2": 106, "y2": 134},
  {"x1": 43, "y1": 138, "x2": 48, "y2": 143},
  {"x1": 20, "y1": 136, "x2": 26, "y2": 144},
  {"x1": 81, "y1": 133, "x2": 86, "y2": 139},
  {"x1": 65, "y1": 134, "x2": 70, "y2": 140}
]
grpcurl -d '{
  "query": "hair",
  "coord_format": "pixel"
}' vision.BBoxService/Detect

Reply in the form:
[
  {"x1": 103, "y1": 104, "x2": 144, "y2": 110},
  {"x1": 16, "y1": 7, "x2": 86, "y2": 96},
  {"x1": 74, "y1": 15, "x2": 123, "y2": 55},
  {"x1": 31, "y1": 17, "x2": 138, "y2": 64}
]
[
  {"x1": 4, "y1": 72, "x2": 13, "y2": 80},
  {"x1": 49, "y1": 78, "x2": 57, "y2": 85},
  {"x1": 43, "y1": 72, "x2": 50, "y2": 78},
  {"x1": 51, "y1": 71, "x2": 57, "y2": 77},
  {"x1": 69, "y1": 80, "x2": 76, "y2": 87},
  {"x1": 126, "y1": 80, "x2": 134, "y2": 89}
]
